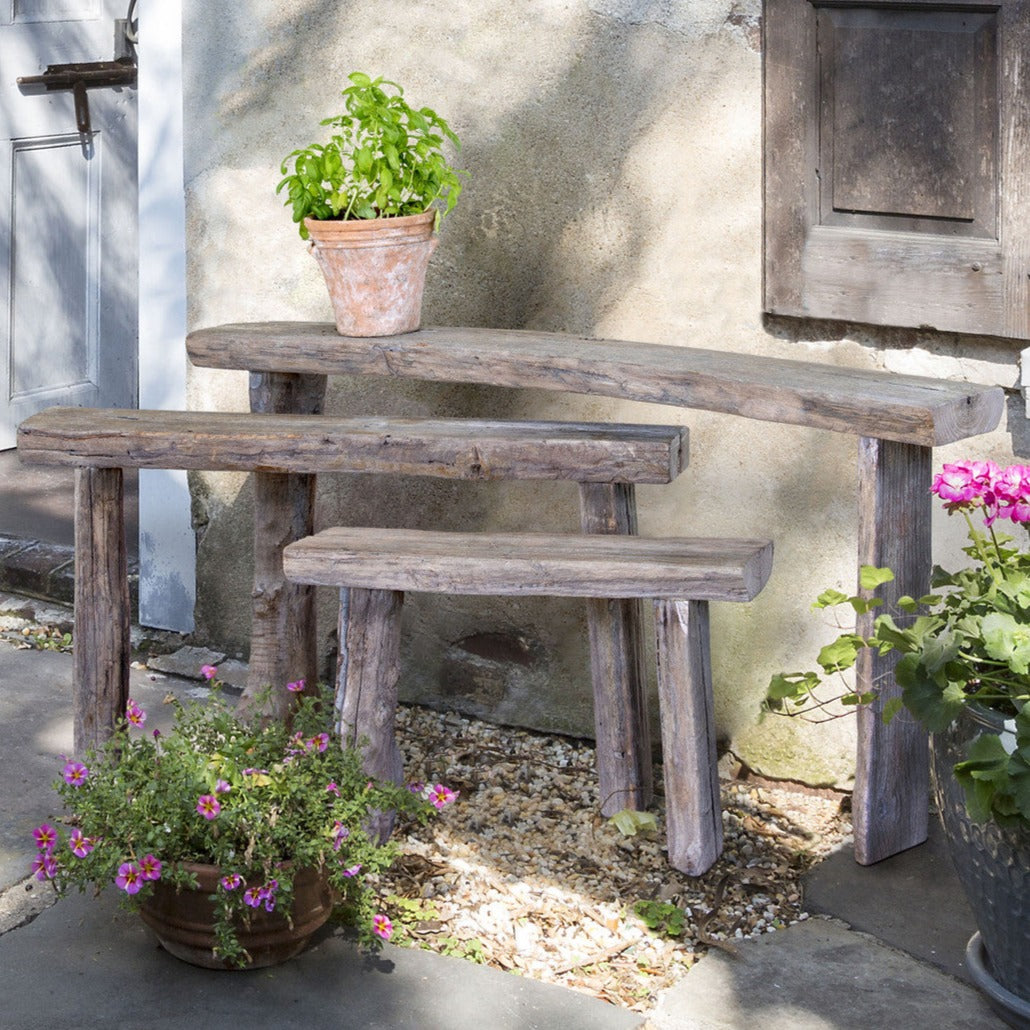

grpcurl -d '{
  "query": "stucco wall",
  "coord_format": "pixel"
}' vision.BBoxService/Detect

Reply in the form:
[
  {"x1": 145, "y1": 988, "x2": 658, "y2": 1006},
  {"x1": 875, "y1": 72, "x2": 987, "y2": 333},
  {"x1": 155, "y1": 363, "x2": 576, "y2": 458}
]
[{"x1": 180, "y1": 0, "x2": 1027, "y2": 790}]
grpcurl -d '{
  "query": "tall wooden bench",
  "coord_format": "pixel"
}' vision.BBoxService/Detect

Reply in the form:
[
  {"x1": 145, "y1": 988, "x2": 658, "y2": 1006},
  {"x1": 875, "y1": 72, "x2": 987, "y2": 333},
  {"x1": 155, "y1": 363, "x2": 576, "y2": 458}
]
[
  {"x1": 17, "y1": 405, "x2": 687, "y2": 816},
  {"x1": 283, "y1": 526, "x2": 774, "y2": 876},
  {"x1": 187, "y1": 323, "x2": 1006, "y2": 866}
]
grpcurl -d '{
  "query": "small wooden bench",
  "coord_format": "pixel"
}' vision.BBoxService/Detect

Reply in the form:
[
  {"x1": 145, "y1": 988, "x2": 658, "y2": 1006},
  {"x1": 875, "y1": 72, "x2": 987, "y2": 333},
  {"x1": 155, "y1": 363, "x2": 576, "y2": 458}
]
[
  {"x1": 17, "y1": 406, "x2": 687, "y2": 815},
  {"x1": 282, "y1": 526, "x2": 774, "y2": 876}
]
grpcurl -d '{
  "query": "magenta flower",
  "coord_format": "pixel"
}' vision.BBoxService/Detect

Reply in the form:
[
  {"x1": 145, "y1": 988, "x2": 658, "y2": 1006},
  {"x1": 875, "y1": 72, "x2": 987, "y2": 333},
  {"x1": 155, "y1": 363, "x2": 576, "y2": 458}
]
[
  {"x1": 115, "y1": 862, "x2": 142, "y2": 895},
  {"x1": 69, "y1": 829, "x2": 94, "y2": 858},
  {"x1": 326, "y1": 782, "x2": 340, "y2": 796},
  {"x1": 331, "y1": 821, "x2": 350, "y2": 852},
  {"x1": 220, "y1": 874, "x2": 243, "y2": 891},
  {"x1": 428, "y1": 784, "x2": 459, "y2": 809},
  {"x1": 341, "y1": 863, "x2": 361, "y2": 878},
  {"x1": 931, "y1": 460, "x2": 998, "y2": 506},
  {"x1": 286, "y1": 678, "x2": 305, "y2": 693},
  {"x1": 308, "y1": 733, "x2": 330, "y2": 753},
  {"x1": 139, "y1": 854, "x2": 162, "y2": 881},
  {"x1": 196, "y1": 794, "x2": 221, "y2": 820},
  {"x1": 214, "y1": 779, "x2": 231, "y2": 794},
  {"x1": 31, "y1": 851, "x2": 58, "y2": 881},
  {"x1": 243, "y1": 886, "x2": 263, "y2": 908},
  {"x1": 32, "y1": 824, "x2": 57, "y2": 851},
  {"x1": 372, "y1": 914, "x2": 393, "y2": 941},
  {"x1": 125, "y1": 700, "x2": 146, "y2": 727},
  {"x1": 200, "y1": 664, "x2": 218, "y2": 680},
  {"x1": 62, "y1": 761, "x2": 89, "y2": 786}
]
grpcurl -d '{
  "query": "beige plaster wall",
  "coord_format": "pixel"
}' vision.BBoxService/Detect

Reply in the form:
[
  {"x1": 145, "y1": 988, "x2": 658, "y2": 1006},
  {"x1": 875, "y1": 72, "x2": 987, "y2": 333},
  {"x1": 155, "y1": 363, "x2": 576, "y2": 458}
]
[{"x1": 180, "y1": 0, "x2": 1028, "y2": 790}]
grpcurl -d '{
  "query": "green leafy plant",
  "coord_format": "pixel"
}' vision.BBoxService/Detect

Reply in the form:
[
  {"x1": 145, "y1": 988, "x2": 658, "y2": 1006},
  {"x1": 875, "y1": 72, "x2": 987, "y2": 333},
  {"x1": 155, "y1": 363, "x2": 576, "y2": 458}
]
[
  {"x1": 767, "y1": 460, "x2": 1030, "y2": 829},
  {"x1": 277, "y1": 71, "x2": 465, "y2": 239},
  {"x1": 633, "y1": 899, "x2": 687, "y2": 939},
  {"x1": 30, "y1": 673, "x2": 457, "y2": 967}
]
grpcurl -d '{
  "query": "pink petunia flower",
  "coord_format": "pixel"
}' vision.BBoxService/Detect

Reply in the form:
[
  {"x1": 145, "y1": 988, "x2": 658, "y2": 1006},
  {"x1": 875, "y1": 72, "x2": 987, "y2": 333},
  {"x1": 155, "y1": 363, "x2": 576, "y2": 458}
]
[
  {"x1": 32, "y1": 824, "x2": 57, "y2": 851},
  {"x1": 200, "y1": 664, "x2": 218, "y2": 680},
  {"x1": 372, "y1": 914, "x2": 393, "y2": 941},
  {"x1": 331, "y1": 821, "x2": 350, "y2": 852},
  {"x1": 340, "y1": 863, "x2": 362, "y2": 878},
  {"x1": 69, "y1": 829, "x2": 94, "y2": 858},
  {"x1": 326, "y1": 782, "x2": 340, "y2": 795},
  {"x1": 62, "y1": 761, "x2": 89, "y2": 786},
  {"x1": 115, "y1": 862, "x2": 142, "y2": 895},
  {"x1": 220, "y1": 874, "x2": 243, "y2": 891},
  {"x1": 428, "y1": 784, "x2": 459, "y2": 809},
  {"x1": 31, "y1": 851, "x2": 58, "y2": 881},
  {"x1": 138, "y1": 854, "x2": 162, "y2": 881},
  {"x1": 125, "y1": 700, "x2": 146, "y2": 727},
  {"x1": 286, "y1": 679, "x2": 306, "y2": 693},
  {"x1": 214, "y1": 779, "x2": 232, "y2": 794},
  {"x1": 196, "y1": 795, "x2": 221, "y2": 820},
  {"x1": 243, "y1": 886, "x2": 263, "y2": 909}
]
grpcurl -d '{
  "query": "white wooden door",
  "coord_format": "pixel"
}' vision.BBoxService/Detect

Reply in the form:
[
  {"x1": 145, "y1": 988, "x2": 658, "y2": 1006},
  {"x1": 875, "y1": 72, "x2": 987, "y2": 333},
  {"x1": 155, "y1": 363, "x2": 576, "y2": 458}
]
[{"x1": 0, "y1": 0, "x2": 137, "y2": 449}]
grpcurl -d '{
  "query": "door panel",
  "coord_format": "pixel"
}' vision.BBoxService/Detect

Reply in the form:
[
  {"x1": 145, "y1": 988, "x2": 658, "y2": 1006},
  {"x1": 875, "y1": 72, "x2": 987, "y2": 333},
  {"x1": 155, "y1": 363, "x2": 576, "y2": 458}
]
[{"x1": 0, "y1": 1, "x2": 136, "y2": 448}]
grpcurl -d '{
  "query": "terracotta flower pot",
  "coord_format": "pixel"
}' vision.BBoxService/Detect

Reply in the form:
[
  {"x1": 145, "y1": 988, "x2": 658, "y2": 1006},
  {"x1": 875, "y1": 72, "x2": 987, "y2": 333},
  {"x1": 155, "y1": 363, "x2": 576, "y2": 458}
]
[
  {"x1": 139, "y1": 862, "x2": 332, "y2": 970},
  {"x1": 305, "y1": 211, "x2": 438, "y2": 337}
]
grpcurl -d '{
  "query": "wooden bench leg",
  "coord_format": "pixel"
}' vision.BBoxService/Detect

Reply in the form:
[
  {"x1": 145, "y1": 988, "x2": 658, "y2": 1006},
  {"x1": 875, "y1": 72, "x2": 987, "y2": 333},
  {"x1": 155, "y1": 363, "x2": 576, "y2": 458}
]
[
  {"x1": 579, "y1": 483, "x2": 653, "y2": 816},
  {"x1": 336, "y1": 587, "x2": 405, "y2": 840},
  {"x1": 74, "y1": 467, "x2": 130, "y2": 753},
  {"x1": 854, "y1": 438, "x2": 931, "y2": 864},
  {"x1": 653, "y1": 598, "x2": 722, "y2": 876},
  {"x1": 240, "y1": 372, "x2": 326, "y2": 720}
]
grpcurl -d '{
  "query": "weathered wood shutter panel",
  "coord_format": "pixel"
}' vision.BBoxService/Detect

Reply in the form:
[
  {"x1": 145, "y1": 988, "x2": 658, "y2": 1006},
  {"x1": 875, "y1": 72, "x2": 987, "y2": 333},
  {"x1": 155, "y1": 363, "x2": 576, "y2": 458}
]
[{"x1": 764, "y1": 0, "x2": 1030, "y2": 339}]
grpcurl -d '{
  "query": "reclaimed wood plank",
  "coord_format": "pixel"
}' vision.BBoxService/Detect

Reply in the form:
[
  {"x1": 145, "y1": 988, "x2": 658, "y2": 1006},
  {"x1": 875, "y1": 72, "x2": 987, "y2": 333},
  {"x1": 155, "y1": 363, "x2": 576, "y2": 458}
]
[
  {"x1": 654, "y1": 598, "x2": 722, "y2": 876},
  {"x1": 854, "y1": 437, "x2": 932, "y2": 865},
  {"x1": 284, "y1": 528, "x2": 774, "y2": 602},
  {"x1": 238, "y1": 373, "x2": 326, "y2": 720},
  {"x1": 579, "y1": 482, "x2": 653, "y2": 815},
  {"x1": 186, "y1": 323, "x2": 1004, "y2": 446},
  {"x1": 336, "y1": 587, "x2": 405, "y2": 841},
  {"x1": 73, "y1": 467, "x2": 130, "y2": 753},
  {"x1": 17, "y1": 407, "x2": 688, "y2": 484}
]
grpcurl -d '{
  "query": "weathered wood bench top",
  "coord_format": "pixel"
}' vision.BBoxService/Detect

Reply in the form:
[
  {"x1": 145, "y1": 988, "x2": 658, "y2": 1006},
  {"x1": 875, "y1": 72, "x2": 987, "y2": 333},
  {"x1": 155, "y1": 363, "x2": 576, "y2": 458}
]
[
  {"x1": 283, "y1": 527, "x2": 773, "y2": 601},
  {"x1": 17, "y1": 407, "x2": 687, "y2": 483},
  {"x1": 186, "y1": 323, "x2": 1005, "y2": 446}
]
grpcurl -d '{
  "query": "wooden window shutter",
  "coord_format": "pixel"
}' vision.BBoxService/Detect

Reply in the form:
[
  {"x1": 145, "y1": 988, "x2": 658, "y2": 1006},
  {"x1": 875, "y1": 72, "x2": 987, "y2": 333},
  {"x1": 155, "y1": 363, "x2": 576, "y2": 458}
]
[{"x1": 764, "y1": 0, "x2": 1030, "y2": 339}]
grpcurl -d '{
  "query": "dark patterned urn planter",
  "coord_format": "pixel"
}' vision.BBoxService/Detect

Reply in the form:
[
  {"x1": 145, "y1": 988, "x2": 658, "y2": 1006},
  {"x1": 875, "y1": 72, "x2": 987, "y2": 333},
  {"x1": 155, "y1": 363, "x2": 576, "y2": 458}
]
[{"x1": 931, "y1": 705, "x2": 1030, "y2": 1028}]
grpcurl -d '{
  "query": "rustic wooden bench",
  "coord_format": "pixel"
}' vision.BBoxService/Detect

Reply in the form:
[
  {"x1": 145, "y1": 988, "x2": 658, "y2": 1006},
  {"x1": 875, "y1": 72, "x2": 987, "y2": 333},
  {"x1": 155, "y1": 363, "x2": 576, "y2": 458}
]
[
  {"x1": 17, "y1": 405, "x2": 687, "y2": 816},
  {"x1": 186, "y1": 323, "x2": 1007, "y2": 866},
  {"x1": 282, "y1": 526, "x2": 774, "y2": 875}
]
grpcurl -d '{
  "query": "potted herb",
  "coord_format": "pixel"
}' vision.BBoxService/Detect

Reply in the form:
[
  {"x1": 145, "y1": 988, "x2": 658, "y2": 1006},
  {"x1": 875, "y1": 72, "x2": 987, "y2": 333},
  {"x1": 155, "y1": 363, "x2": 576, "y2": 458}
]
[
  {"x1": 767, "y1": 460, "x2": 1030, "y2": 1024},
  {"x1": 30, "y1": 673, "x2": 457, "y2": 969},
  {"x1": 276, "y1": 72, "x2": 465, "y2": 338}
]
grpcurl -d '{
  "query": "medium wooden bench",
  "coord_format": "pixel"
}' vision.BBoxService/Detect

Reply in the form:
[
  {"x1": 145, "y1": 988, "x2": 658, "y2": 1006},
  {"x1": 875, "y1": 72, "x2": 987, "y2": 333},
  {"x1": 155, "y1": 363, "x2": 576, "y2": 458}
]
[
  {"x1": 282, "y1": 526, "x2": 774, "y2": 876},
  {"x1": 187, "y1": 323, "x2": 1008, "y2": 866},
  {"x1": 17, "y1": 405, "x2": 687, "y2": 816}
]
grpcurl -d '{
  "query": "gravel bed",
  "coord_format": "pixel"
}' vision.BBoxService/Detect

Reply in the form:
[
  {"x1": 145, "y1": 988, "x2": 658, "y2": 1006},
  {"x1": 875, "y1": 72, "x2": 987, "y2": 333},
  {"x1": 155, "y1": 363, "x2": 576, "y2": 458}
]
[{"x1": 382, "y1": 704, "x2": 853, "y2": 1014}]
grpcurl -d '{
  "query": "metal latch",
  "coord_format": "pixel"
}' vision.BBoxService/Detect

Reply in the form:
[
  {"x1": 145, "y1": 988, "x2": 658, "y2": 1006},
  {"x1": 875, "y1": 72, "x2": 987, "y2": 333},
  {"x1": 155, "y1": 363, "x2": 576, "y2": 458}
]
[{"x1": 17, "y1": 59, "x2": 137, "y2": 136}]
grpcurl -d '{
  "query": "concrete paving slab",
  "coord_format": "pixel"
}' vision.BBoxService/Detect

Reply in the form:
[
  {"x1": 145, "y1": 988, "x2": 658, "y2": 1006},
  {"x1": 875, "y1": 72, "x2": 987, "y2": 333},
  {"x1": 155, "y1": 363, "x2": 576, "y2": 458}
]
[
  {"x1": 646, "y1": 917, "x2": 1004, "y2": 1030},
  {"x1": 0, "y1": 889, "x2": 641, "y2": 1030},
  {"x1": 804, "y1": 822, "x2": 977, "y2": 983}
]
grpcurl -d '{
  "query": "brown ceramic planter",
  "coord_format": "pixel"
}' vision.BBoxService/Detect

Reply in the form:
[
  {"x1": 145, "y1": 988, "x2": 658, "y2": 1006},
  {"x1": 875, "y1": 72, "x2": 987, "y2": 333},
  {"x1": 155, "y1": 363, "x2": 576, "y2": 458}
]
[
  {"x1": 305, "y1": 211, "x2": 438, "y2": 337},
  {"x1": 138, "y1": 862, "x2": 332, "y2": 970}
]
